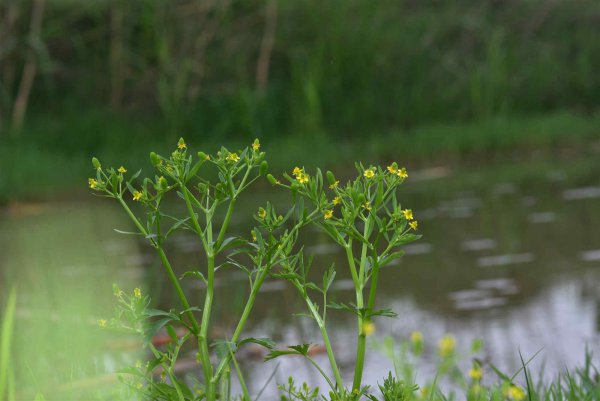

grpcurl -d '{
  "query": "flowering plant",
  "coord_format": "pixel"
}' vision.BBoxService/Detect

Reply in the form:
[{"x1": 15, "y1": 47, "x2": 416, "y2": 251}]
[{"x1": 90, "y1": 139, "x2": 420, "y2": 401}]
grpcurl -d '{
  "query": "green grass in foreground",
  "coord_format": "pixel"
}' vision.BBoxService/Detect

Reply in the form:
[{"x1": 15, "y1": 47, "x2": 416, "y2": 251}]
[{"x1": 0, "y1": 109, "x2": 599, "y2": 202}]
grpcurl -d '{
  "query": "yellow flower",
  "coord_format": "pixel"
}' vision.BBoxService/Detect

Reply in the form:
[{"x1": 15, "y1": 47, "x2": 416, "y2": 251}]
[
  {"x1": 251, "y1": 231, "x2": 257, "y2": 242},
  {"x1": 333, "y1": 196, "x2": 341, "y2": 205},
  {"x1": 297, "y1": 173, "x2": 309, "y2": 184},
  {"x1": 387, "y1": 165, "x2": 397, "y2": 174},
  {"x1": 438, "y1": 334, "x2": 455, "y2": 357},
  {"x1": 177, "y1": 138, "x2": 187, "y2": 150},
  {"x1": 258, "y1": 207, "x2": 267, "y2": 219},
  {"x1": 363, "y1": 168, "x2": 375, "y2": 179},
  {"x1": 134, "y1": 288, "x2": 142, "y2": 298},
  {"x1": 97, "y1": 319, "x2": 107, "y2": 327},
  {"x1": 133, "y1": 191, "x2": 143, "y2": 201},
  {"x1": 505, "y1": 385, "x2": 526, "y2": 401},
  {"x1": 323, "y1": 210, "x2": 333, "y2": 219},
  {"x1": 361, "y1": 321, "x2": 375, "y2": 336},
  {"x1": 227, "y1": 152, "x2": 240, "y2": 162},
  {"x1": 409, "y1": 221, "x2": 418, "y2": 231},
  {"x1": 402, "y1": 209, "x2": 414, "y2": 220},
  {"x1": 292, "y1": 167, "x2": 302, "y2": 177},
  {"x1": 118, "y1": 166, "x2": 127, "y2": 174},
  {"x1": 329, "y1": 180, "x2": 339, "y2": 189},
  {"x1": 362, "y1": 202, "x2": 371, "y2": 211},
  {"x1": 397, "y1": 167, "x2": 408, "y2": 179},
  {"x1": 468, "y1": 366, "x2": 484, "y2": 380},
  {"x1": 252, "y1": 139, "x2": 260, "y2": 151},
  {"x1": 411, "y1": 331, "x2": 423, "y2": 344},
  {"x1": 88, "y1": 178, "x2": 98, "y2": 189}
]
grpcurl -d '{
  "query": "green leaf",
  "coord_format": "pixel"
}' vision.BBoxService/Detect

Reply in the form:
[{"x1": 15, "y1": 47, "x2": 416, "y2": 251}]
[
  {"x1": 165, "y1": 217, "x2": 191, "y2": 238},
  {"x1": 322, "y1": 264, "x2": 336, "y2": 293},
  {"x1": 328, "y1": 302, "x2": 360, "y2": 317},
  {"x1": 143, "y1": 318, "x2": 173, "y2": 344},
  {"x1": 238, "y1": 337, "x2": 276, "y2": 349},
  {"x1": 264, "y1": 344, "x2": 312, "y2": 361},
  {"x1": 180, "y1": 270, "x2": 207, "y2": 284},
  {"x1": 396, "y1": 233, "x2": 422, "y2": 246},
  {"x1": 368, "y1": 308, "x2": 398, "y2": 319},
  {"x1": 379, "y1": 251, "x2": 406, "y2": 267}
]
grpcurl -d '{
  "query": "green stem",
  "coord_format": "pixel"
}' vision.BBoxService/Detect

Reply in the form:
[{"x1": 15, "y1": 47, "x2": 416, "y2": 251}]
[
  {"x1": 306, "y1": 297, "x2": 344, "y2": 391},
  {"x1": 352, "y1": 219, "x2": 371, "y2": 391},
  {"x1": 118, "y1": 197, "x2": 199, "y2": 333}
]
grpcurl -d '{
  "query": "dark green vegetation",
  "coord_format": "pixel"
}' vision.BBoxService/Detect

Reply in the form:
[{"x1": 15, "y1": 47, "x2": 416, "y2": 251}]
[{"x1": 1, "y1": 0, "x2": 600, "y2": 201}]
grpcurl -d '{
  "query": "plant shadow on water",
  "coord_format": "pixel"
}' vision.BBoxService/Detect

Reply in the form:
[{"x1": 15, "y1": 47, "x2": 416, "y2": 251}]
[{"x1": 1, "y1": 152, "x2": 600, "y2": 399}]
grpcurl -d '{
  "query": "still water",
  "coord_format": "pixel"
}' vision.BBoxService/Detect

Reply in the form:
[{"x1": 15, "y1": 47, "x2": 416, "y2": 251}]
[{"x1": 2, "y1": 154, "x2": 599, "y2": 398}]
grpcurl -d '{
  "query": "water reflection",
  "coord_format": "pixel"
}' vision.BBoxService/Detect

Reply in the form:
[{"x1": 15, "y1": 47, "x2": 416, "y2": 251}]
[{"x1": 2, "y1": 155, "x2": 600, "y2": 398}]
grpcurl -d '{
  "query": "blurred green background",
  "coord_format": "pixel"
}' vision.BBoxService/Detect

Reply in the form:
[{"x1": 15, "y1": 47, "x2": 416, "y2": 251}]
[
  {"x1": 1, "y1": 1, "x2": 600, "y2": 399},
  {"x1": 1, "y1": 0, "x2": 600, "y2": 200}
]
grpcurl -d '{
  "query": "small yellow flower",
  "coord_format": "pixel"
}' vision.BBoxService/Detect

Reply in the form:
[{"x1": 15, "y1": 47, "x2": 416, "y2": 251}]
[
  {"x1": 397, "y1": 167, "x2": 408, "y2": 179},
  {"x1": 134, "y1": 288, "x2": 142, "y2": 298},
  {"x1": 361, "y1": 321, "x2": 376, "y2": 336},
  {"x1": 297, "y1": 173, "x2": 309, "y2": 184},
  {"x1": 329, "y1": 180, "x2": 339, "y2": 189},
  {"x1": 387, "y1": 165, "x2": 397, "y2": 174},
  {"x1": 118, "y1": 166, "x2": 127, "y2": 174},
  {"x1": 411, "y1": 331, "x2": 423, "y2": 344},
  {"x1": 252, "y1": 139, "x2": 260, "y2": 151},
  {"x1": 133, "y1": 191, "x2": 143, "y2": 201},
  {"x1": 468, "y1": 366, "x2": 484, "y2": 380},
  {"x1": 402, "y1": 209, "x2": 414, "y2": 220},
  {"x1": 362, "y1": 202, "x2": 371, "y2": 211},
  {"x1": 323, "y1": 210, "x2": 333, "y2": 219},
  {"x1": 251, "y1": 231, "x2": 257, "y2": 242},
  {"x1": 97, "y1": 319, "x2": 107, "y2": 327},
  {"x1": 438, "y1": 334, "x2": 455, "y2": 357},
  {"x1": 88, "y1": 178, "x2": 98, "y2": 189},
  {"x1": 363, "y1": 168, "x2": 375, "y2": 179},
  {"x1": 135, "y1": 360, "x2": 143, "y2": 369},
  {"x1": 258, "y1": 207, "x2": 267, "y2": 219},
  {"x1": 505, "y1": 385, "x2": 526, "y2": 401},
  {"x1": 333, "y1": 196, "x2": 341, "y2": 205},
  {"x1": 227, "y1": 152, "x2": 240, "y2": 162},
  {"x1": 177, "y1": 138, "x2": 187, "y2": 150},
  {"x1": 292, "y1": 167, "x2": 302, "y2": 177},
  {"x1": 409, "y1": 220, "x2": 418, "y2": 231}
]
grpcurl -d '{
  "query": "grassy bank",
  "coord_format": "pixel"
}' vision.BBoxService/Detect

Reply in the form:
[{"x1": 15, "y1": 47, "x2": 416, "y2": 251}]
[{"x1": 1, "y1": 109, "x2": 599, "y2": 202}]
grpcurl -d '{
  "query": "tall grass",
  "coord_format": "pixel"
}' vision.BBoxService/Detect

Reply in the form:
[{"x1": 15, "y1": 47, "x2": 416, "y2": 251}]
[{"x1": 0, "y1": 286, "x2": 17, "y2": 401}]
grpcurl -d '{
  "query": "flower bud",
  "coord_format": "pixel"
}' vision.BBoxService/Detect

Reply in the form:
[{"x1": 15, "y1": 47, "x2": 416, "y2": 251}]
[
  {"x1": 259, "y1": 161, "x2": 269, "y2": 176},
  {"x1": 198, "y1": 151, "x2": 209, "y2": 161},
  {"x1": 158, "y1": 176, "x2": 168, "y2": 190},
  {"x1": 326, "y1": 171, "x2": 336, "y2": 186},
  {"x1": 150, "y1": 152, "x2": 160, "y2": 167},
  {"x1": 266, "y1": 174, "x2": 278, "y2": 185},
  {"x1": 92, "y1": 157, "x2": 101, "y2": 170}
]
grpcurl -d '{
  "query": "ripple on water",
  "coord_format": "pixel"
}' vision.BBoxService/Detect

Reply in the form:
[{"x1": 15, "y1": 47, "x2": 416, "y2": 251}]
[
  {"x1": 579, "y1": 249, "x2": 600, "y2": 262},
  {"x1": 462, "y1": 238, "x2": 497, "y2": 252},
  {"x1": 527, "y1": 212, "x2": 557, "y2": 224},
  {"x1": 477, "y1": 253, "x2": 535, "y2": 267},
  {"x1": 562, "y1": 186, "x2": 600, "y2": 200}
]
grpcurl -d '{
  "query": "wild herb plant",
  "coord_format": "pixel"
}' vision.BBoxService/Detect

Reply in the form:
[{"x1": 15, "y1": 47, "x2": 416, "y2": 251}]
[
  {"x1": 263, "y1": 163, "x2": 420, "y2": 397},
  {"x1": 90, "y1": 139, "x2": 419, "y2": 400}
]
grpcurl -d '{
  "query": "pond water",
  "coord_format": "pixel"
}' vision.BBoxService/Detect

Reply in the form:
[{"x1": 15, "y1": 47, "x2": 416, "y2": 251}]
[{"x1": 2, "y1": 153, "x2": 599, "y2": 399}]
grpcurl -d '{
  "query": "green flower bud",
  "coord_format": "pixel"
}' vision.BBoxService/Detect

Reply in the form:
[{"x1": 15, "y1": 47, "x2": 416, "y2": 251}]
[
  {"x1": 150, "y1": 152, "x2": 160, "y2": 167},
  {"x1": 266, "y1": 174, "x2": 278, "y2": 185},
  {"x1": 259, "y1": 161, "x2": 269, "y2": 176},
  {"x1": 92, "y1": 157, "x2": 101, "y2": 170},
  {"x1": 198, "y1": 151, "x2": 209, "y2": 161},
  {"x1": 326, "y1": 171, "x2": 336, "y2": 186},
  {"x1": 158, "y1": 176, "x2": 168, "y2": 190}
]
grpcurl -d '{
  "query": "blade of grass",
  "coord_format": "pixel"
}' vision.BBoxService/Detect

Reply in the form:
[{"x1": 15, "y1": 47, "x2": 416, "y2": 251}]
[{"x1": 0, "y1": 286, "x2": 17, "y2": 400}]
